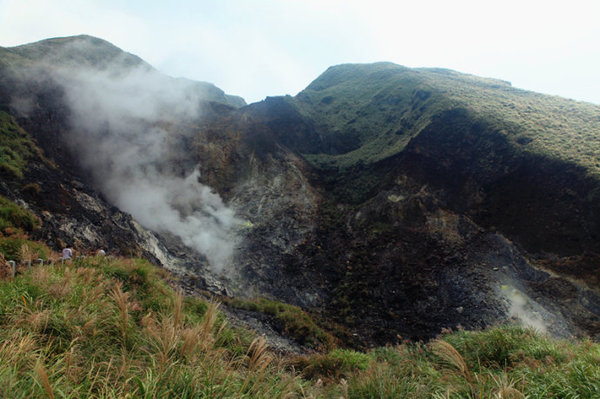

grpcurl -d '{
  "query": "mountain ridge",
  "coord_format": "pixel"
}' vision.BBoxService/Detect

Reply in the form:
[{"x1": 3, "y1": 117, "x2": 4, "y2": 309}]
[
  {"x1": 0, "y1": 35, "x2": 246, "y2": 109},
  {"x1": 1, "y1": 35, "x2": 600, "y2": 346}
]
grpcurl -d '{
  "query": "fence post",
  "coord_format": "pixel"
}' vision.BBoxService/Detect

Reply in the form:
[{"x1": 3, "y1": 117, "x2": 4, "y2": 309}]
[{"x1": 7, "y1": 260, "x2": 15, "y2": 277}]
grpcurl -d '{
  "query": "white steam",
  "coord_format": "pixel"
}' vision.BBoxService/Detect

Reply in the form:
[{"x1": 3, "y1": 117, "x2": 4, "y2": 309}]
[
  {"x1": 503, "y1": 286, "x2": 548, "y2": 333},
  {"x1": 26, "y1": 46, "x2": 241, "y2": 270},
  {"x1": 106, "y1": 168, "x2": 239, "y2": 269}
]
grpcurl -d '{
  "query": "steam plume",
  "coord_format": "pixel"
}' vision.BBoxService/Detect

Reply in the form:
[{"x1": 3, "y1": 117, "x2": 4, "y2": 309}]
[{"x1": 19, "y1": 39, "x2": 242, "y2": 270}]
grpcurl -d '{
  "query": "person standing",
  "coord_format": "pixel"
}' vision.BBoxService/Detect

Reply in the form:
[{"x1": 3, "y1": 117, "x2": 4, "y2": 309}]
[{"x1": 61, "y1": 247, "x2": 73, "y2": 261}]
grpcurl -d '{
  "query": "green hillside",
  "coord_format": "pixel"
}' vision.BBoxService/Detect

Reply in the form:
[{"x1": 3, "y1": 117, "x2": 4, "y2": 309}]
[
  {"x1": 0, "y1": 249, "x2": 599, "y2": 397},
  {"x1": 1, "y1": 35, "x2": 148, "y2": 70},
  {"x1": 0, "y1": 111, "x2": 46, "y2": 179},
  {"x1": 293, "y1": 63, "x2": 600, "y2": 176},
  {"x1": 0, "y1": 35, "x2": 245, "y2": 108}
]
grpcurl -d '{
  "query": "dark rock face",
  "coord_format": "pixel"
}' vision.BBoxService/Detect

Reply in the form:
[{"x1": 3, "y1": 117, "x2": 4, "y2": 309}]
[
  {"x1": 187, "y1": 100, "x2": 600, "y2": 345},
  {"x1": 399, "y1": 108, "x2": 600, "y2": 256},
  {"x1": 2, "y1": 38, "x2": 600, "y2": 347}
]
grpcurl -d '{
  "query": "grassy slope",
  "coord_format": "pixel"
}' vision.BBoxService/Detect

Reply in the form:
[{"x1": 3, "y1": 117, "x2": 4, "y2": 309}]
[
  {"x1": 294, "y1": 62, "x2": 600, "y2": 177},
  {"x1": 0, "y1": 36, "x2": 245, "y2": 108},
  {"x1": 225, "y1": 297, "x2": 340, "y2": 350},
  {"x1": 0, "y1": 111, "x2": 47, "y2": 180},
  {"x1": 0, "y1": 196, "x2": 45, "y2": 264},
  {"x1": 0, "y1": 198, "x2": 597, "y2": 398},
  {"x1": 0, "y1": 257, "x2": 599, "y2": 397}
]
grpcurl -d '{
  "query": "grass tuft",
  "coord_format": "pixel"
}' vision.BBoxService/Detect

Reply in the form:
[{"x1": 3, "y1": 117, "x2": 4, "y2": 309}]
[{"x1": 33, "y1": 357, "x2": 54, "y2": 399}]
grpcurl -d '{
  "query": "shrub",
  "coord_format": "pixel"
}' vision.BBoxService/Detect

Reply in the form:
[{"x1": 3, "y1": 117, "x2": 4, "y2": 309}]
[
  {"x1": 227, "y1": 297, "x2": 338, "y2": 349},
  {"x1": 0, "y1": 231, "x2": 48, "y2": 263},
  {"x1": 0, "y1": 196, "x2": 40, "y2": 232}
]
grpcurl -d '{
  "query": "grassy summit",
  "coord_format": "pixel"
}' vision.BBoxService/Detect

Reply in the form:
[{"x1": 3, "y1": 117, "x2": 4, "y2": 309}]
[
  {"x1": 293, "y1": 62, "x2": 600, "y2": 176},
  {"x1": 0, "y1": 35, "x2": 245, "y2": 108}
]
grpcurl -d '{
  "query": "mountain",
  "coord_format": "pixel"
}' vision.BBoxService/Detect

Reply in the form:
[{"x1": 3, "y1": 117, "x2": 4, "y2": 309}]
[
  {"x1": 189, "y1": 62, "x2": 600, "y2": 343},
  {"x1": 0, "y1": 35, "x2": 245, "y2": 108},
  {"x1": 1, "y1": 36, "x2": 600, "y2": 347}
]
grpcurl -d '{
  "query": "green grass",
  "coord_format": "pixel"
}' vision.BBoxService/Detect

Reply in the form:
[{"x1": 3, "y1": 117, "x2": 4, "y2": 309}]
[
  {"x1": 295, "y1": 325, "x2": 600, "y2": 398},
  {"x1": 0, "y1": 195, "x2": 40, "y2": 233},
  {"x1": 0, "y1": 257, "x2": 312, "y2": 398},
  {"x1": 0, "y1": 196, "x2": 46, "y2": 264},
  {"x1": 0, "y1": 233, "x2": 49, "y2": 264},
  {"x1": 0, "y1": 255, "x2": 599, "y2": 397},
  {"x1": 0, "y1": 111, "x2": 44, "y2": 179},
  {"x1": 226, "y1": 297, "x2": 338, "y2": 350},
  {"x1": 293, "y1": 62, "x2": 600, "y2": 179},
  {"x1": 293, "y1": 349, "x2": 371, "y2": 381}
]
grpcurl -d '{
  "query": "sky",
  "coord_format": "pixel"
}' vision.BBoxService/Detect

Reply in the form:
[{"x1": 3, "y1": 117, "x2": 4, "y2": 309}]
[{"x1": 1, "y1": 0, "x2": 599, "y2": 105}]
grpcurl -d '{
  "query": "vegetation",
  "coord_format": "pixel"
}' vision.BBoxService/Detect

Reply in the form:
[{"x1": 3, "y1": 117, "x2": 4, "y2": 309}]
[
  {"x1": 0, "y1": 111, "x2": 44, "y2": 179},
  {"x1": 294, "y1": 62, "x2": 600, "y2": 178},
  {"x1": 292, "y1": 325, "x2": 600, "y2": 398},
  {"x1": 226, "y1": 297, "x2": 338, "y2": 350},
  {"x1": 0, "y1": 196, "x2": 46, "y2": 264},
  {"x1": 0, "y1": 195, "x2": 40, "y2": 232},
  {"x1": 1, "y1": 254, "x2": 599, "y2": 398},
  {"x1": 1, "y1": 37, "x2": 245, "y2": 108},
  {"x1": 293, "y1": 349, "x2": 371, "y2": 381},
  {"x1": 0, "y1": 230, "x2": 49, "y2": 264},
  {"x1": 0, "y1": 256, "x2": 314, "y2": 398}
]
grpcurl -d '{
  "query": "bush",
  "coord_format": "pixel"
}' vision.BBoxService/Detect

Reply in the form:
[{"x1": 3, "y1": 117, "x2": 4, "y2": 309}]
[
  {"x1": 227, "y1": 297, "x2": 338, "y2": 349},
  {"x1": 0, "y1": 196, "x2": 40, "y2": 232},
  {"x1": 0, "y1": 231, "x2": 48, "y2": 263}
]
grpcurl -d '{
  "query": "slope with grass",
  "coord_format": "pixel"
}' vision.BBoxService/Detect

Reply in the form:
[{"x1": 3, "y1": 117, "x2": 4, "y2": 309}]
[
  {"x1": 0, "y1": 254, "x2": 599, "y2": 397},
  {"x1": 0, "y1": 103, "x2": 162, "y2": 260},
  {"x1": 0, "y1": 256, "x2": 305, "y2": 398},
  {"x1": 0, "y1": 35, "x2": 245, "y2": 109},
  {"x1": 293, "y1": 62, "x2": 600, "y2": 175}
]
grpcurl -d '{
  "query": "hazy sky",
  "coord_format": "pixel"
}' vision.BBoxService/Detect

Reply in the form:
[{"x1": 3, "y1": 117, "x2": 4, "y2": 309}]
[{"x1": 1, "y1": 0, "x2": 599, "y2": 105}]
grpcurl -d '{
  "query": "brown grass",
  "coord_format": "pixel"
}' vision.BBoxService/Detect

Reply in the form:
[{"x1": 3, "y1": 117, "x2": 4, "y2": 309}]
[
  {"x1": 109, "y1": 281, "x2": 131, "y2": 343},
  {"x1": 430, "y1": 339, "x2": 472, "y2": 383},
  {"x1": 34, "y1": 357, "x2": 54, "y2": 399}
]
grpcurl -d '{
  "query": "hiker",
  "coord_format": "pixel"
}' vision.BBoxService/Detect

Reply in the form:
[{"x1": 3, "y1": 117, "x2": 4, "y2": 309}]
[{"x1": 61, "y1": 247, "x2": 73, "y2": 261}]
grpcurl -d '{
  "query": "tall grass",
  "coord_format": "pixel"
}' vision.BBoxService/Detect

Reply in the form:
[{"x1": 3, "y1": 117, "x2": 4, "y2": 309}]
[
  {"x1": 294, "y1": 325, "x2": 600, "y2": 398},
  {"x1": 0, "y1": 256, "x2": 317, "y2": 398},
  {"x1": 0, "y1": 254, "x2": 599, "y2": 397}
]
